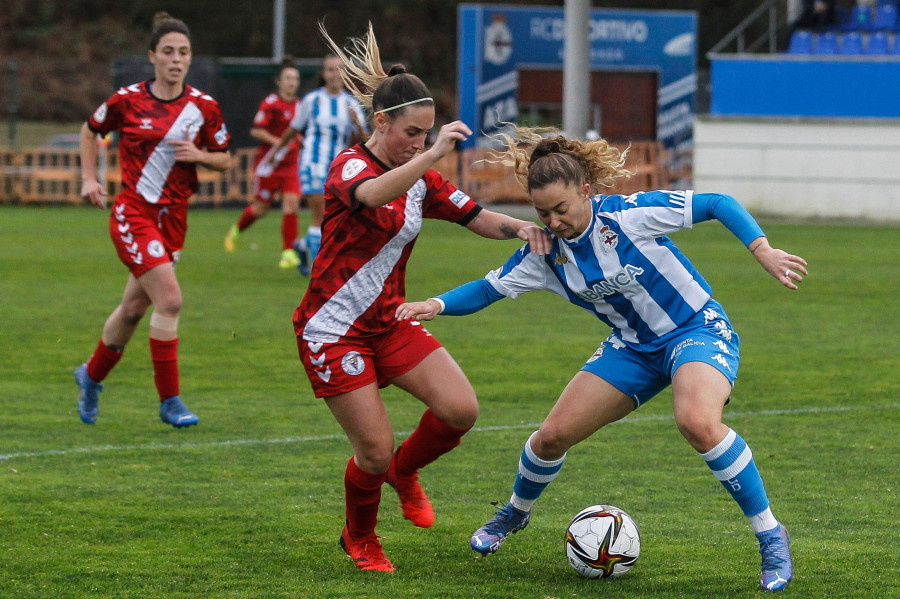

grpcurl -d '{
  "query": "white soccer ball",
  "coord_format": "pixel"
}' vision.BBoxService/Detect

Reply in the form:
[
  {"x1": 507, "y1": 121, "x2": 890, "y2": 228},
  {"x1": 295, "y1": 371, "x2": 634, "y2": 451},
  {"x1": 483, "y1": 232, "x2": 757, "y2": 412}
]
[{"x1": 565, "y1": 504, "x2": 641, "y2": 578}]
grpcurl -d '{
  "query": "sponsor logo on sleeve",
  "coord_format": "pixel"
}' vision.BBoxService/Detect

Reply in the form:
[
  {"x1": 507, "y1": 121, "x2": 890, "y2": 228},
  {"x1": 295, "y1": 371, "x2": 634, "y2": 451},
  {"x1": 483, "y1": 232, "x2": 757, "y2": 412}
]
[
  {"x1": 448, "y1": 189, "x2": 470, "y2": 208},
  {"x1": 341, "y1": 158, "x2": 367, "y2": 181},
  {"x1": 93, "y1": 103, "x2": 108, "y2": 124},
  {"x1": 214, "y1": 123, "x2": 229, "y2": 145}
]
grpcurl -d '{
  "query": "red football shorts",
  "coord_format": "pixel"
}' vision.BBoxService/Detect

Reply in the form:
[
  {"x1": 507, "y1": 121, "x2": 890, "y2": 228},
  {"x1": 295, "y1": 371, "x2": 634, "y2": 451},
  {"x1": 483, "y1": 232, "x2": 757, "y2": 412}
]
[
  {"x1": 296, "y1": 319, "x2": 443, "y2": 398},
  {"x1": 253, "y1": 170, "x2": 301, "y2": 203},
  {"x1": 108, "y1": 196, "x2": 187, "y2": 278}
]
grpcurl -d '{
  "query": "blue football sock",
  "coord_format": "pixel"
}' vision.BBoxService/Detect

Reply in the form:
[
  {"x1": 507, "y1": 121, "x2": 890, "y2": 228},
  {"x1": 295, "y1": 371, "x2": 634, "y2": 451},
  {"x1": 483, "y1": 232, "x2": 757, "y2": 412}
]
[
  {"x1": 306, "y1": 227, "x2": 321, "y2": 262},
  {"x1": 510, "y1": 431, "x2": 566, "y2": 512},
  {"x1": 702, "y1": 428, "x2": 771, "y2": 521}
]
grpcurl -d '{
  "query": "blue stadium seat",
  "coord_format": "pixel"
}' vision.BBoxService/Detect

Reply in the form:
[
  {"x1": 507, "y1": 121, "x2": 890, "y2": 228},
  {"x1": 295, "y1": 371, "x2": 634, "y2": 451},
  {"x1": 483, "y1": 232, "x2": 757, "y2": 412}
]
[
  {"x1": 892, "y1": 32, "x2": 900, "y2": 53},
  {"x1": 840, "y1": 31, "x2": 864, "y2": 54},
  {"x1": 845, "y1": 5, "x2": 874, "y2": 31},
  {"x1": 787, "y1": 30, "x2": 814, "y2": 54},
  {"x1": 873, "y1": 4, "x2": 899, "y2": 31},
  {"x1": 815, "y1": 31, "x2": 839, "y2": 54},
  {"x1": 866, "y1": 31, "x2": 891, "y2": 55}
]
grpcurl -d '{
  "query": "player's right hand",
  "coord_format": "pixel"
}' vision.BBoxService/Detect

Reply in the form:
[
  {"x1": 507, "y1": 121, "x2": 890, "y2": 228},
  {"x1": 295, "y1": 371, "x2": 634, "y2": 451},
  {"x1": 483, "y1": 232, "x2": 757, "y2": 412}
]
[
  {"x1": 395, "y1": 299, "x2": 441, "y2": 322},
  {"x1": 80, "y1": 179, "x2": 107, "y2": 209},
  {"x1": 430, "y1": 121, "x2": 472, "y2": 159}
]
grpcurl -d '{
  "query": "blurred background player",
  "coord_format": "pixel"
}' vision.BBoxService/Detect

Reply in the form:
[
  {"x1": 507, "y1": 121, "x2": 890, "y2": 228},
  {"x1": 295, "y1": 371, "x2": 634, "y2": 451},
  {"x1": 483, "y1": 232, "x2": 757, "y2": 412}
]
[
  {"x1": 223, "y1": 57, "x2": 303, "y2": 269},
  {"x1": 295, "y1": 23, "x2": 551, "y2": 573},
  {"x1": 267, "y1": 53, "x2": 367, "y2": 275},
  {"x1": 75, "y1": 12, "x2": 231, "y2": 428},
  {"x1": 397, "y1": 126, "x2": 804, "y2": 592}
]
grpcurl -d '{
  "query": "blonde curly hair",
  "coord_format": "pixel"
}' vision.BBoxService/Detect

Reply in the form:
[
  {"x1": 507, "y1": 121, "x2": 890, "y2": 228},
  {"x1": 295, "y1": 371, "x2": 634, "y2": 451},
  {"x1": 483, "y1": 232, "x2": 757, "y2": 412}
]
[{"x1": 490, "y1": 126, "x2": 631, "y2": 195}]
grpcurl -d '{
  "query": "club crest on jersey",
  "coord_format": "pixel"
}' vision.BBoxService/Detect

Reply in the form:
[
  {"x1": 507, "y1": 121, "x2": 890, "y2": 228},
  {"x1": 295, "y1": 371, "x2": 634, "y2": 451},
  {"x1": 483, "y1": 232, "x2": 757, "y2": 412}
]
[
  {"x1": 555, "y1": 252, "x2": 569, "y2": 265},
  {"x1": 140, "y1": 118, "x2": 153, "y2": 130},
  {"x1": 342, "y1": 158, "x2": 367, "y2": 181},
  {"x1": 341, "y1": 351, "x2": 365, "y2": 376},
  {"x1": 598, "y1": 225, "x2": 618, "y2": 252}
]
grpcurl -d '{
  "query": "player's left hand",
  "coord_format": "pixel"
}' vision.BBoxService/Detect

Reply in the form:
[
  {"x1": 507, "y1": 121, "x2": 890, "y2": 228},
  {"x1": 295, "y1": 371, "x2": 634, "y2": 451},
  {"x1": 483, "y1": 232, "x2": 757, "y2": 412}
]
[
  {"x1": 518, "y1": 223, "x2": 552, "y2": 255},
  {"x1": 750, "y1": 238, "x2": 808, "y2": 290},
  {"x1": 168, "y1": 129, "x2": 204, "y2": 163}
]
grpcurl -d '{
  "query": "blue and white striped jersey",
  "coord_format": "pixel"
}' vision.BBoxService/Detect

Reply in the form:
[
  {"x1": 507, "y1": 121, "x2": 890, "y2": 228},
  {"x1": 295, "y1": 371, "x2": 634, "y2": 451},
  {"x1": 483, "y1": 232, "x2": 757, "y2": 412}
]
[
  {"x1": 486, "y1": 190, "x2": 713, "y2": 348},
  {"x1": 290, "y1": 88, "x2": 366, "y2": 180}
]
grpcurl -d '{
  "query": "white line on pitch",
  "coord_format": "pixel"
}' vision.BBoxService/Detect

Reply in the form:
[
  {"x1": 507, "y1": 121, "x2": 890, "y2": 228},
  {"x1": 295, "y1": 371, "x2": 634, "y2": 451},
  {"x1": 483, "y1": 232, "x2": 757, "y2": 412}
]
[{"x1": 1, "y1": 402, "x2": 896, "y2": 462}]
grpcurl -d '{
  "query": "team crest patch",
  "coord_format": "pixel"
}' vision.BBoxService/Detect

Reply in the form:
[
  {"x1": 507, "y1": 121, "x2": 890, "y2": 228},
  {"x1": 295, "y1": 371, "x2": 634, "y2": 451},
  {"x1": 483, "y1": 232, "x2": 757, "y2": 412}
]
[
  {"x1": 598, "y1": 225, "x2": 618, "y2": 252},
  {"x1": 147, "y1": 240, "x2": 166, "y2": 258},
  {"x1": 341, "y1": 158, "x2": 367, "y2": 181},
  {"x1": 341, "y1": 351, "x2": 366, "y2": 376},
  {"x1": 586, "y1": 344, "x2": 605, "y2": 363}
]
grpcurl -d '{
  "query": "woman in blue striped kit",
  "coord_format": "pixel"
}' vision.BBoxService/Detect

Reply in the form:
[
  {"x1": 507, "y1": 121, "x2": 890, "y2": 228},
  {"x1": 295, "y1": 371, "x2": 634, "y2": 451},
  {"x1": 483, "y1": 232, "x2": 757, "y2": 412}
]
[{"x1": 396, "y1": 126, "x2": 806, "y2": 592}]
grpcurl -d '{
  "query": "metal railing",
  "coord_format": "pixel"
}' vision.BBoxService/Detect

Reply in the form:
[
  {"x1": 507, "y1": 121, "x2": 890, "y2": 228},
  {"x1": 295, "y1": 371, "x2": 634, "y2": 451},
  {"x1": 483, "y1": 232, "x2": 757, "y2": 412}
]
[{"x1": 708, "y1": 0, "x2": 781, "y2": 57}]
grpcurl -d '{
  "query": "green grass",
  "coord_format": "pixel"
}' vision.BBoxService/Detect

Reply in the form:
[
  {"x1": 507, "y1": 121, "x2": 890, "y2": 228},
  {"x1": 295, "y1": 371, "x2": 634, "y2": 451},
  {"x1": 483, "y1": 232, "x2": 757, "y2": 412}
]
[{"x1": 1, "y1": 206, "x2": 898, "y2": 598}]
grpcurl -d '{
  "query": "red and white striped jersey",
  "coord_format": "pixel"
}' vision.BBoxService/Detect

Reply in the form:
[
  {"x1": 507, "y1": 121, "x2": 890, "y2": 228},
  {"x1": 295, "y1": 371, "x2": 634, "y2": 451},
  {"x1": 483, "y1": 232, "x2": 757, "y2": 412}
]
[
  {"x1": 295, "y1": 144, "x2": 482, "y2": 342},
  {"x1": 251, "y1": 92, "x2": 300, "y2": 175},
  {"x1": 88, "y1": 80, "x2": 230, "y2": 206}
]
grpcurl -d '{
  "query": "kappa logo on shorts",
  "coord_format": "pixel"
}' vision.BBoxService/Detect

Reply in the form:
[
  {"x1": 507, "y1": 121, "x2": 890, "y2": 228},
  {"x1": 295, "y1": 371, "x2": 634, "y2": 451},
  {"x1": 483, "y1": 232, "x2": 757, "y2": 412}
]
[
  {"x1": 147, "y1": 240, "x2": 166, "y2": 259},
  {"x1": 341, "y1": 351, "x2": 365, "y2": 376},
  {"x1": 341, "y1": 158, "x2": 366, "y2": 181}
]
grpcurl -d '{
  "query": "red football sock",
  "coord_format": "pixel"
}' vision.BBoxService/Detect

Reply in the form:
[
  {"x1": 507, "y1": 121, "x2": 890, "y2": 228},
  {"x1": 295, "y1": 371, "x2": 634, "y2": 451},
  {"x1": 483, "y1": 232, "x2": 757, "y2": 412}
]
[
  {"x1": 344, "y1": 457, "x2": 386, "y2": 539},
  {"x1": 149, "y1": 337, "x2": 179, "y2": 401},
  {"x1": 392, "y1": 409, "x2": 471, "y2": 477},
  {"x1": 86, "y1": 339, "x2": 123, "y2": 382},
  {"x1": 281, "y1": 213, "x2": 298, "y2": 250},
  {"x1": 236, "y1": 206, "x2": 257, "y2": 231}
]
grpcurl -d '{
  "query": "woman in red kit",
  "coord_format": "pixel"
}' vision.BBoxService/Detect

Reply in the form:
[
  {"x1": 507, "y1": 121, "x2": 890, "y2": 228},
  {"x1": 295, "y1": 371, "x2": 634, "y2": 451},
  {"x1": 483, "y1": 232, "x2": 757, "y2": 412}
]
[
  {"x1": 223, "y1": 56, "x2": 304, "y2": 269},
  {"x1": 296, "y1": 23, "x2": 550, "y2": 573},
  {"x1": 75, "y1": 12, "x2": 231, "y2": 428}
]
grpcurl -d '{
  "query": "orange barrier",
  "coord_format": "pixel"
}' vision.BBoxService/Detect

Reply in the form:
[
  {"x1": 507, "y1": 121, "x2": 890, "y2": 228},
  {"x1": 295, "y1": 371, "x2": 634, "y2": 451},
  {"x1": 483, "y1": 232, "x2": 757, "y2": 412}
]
[{"x1": 0, "y1": 143, "x2": 669, "y2": 206}]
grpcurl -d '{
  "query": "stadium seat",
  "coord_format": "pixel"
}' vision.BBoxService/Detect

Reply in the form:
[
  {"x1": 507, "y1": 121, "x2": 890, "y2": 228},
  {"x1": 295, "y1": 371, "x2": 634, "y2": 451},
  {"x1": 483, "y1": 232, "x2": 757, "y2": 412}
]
[
  {"x1": 787, "y1": 30, "x2": 814, "y2": 54},
  {"x1": 839, "y1": 31, "x2": 864, "y2": 54},
  {"x1": 892, "y1": 32, "x2": 900, "y2": 53},
  {"x1": 873, "y1": 4, "x2": 899, "y2": 31},
  {"x1": 815, "y1": 31, "x2": 839, "y2": 54},
  {"x1": 845, "y1": 5, "x2": 873, "y2": 31},
  {"x1": 866, "y1": 31, "x2": 891, "y2": 54}
]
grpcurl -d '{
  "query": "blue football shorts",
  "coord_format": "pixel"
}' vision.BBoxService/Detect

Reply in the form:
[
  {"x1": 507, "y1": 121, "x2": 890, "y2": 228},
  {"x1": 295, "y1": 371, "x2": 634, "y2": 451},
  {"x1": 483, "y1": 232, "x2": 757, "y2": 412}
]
[
  {"x1": 580, "y1": 301, "x2": 741, "y2": 408},
  {"x1": 299, "y1": 162, "x2": 327, "y2": 195}
]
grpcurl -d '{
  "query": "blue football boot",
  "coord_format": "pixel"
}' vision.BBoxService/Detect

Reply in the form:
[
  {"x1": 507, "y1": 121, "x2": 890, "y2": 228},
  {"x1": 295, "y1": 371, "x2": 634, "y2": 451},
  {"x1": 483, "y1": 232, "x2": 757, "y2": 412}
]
[
  {"x1": 160, "y1": 396, "x2": 198, "y2": 428},
  {"x1": 74, "y1": 363, "x2": 102, "y2": 424},
  {"x1": 757, "y1": 523, "x2": 793, "y2": 592},
  {"x1": 470, "y1": 502, "x2": 531, "y2": 555}
]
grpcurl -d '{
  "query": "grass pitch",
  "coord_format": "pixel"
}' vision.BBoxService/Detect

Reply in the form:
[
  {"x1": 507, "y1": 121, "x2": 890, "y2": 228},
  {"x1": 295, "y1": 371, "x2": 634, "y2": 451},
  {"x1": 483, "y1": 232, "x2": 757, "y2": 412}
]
[{"x1": 1, "y1": 205, "x2": 898, "y2": 598}]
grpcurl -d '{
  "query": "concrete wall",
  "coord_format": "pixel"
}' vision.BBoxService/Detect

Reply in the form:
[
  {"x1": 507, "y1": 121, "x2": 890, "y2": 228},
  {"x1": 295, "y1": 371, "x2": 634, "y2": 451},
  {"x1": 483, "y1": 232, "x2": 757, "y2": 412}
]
[{"x1": 693, "y1": 117, "x2": 900, "y2": 223}]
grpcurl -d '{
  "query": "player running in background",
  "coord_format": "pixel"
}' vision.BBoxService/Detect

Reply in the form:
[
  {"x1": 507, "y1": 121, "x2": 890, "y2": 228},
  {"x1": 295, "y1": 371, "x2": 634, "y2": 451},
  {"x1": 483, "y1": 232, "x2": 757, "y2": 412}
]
[
  {"x1": 397, "y1": 126, "x2": 805, "y2": 592},
  {"x1": 266, "y1": 53, "x2": 367, "y2": 275},
  {"x1": 75, "y1": 12, "x2": 231, "y2": 428},
  {"x1": 224, "y1": 57, "x2": 303, "y2": 269},
  {"x1": 295, "y1": 23, "x2": 551, "y2": 573}
]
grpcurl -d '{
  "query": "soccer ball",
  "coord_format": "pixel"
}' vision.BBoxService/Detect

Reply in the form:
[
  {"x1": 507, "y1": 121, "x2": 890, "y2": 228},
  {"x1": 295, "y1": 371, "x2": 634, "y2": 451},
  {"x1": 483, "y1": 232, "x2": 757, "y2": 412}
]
[{"x1": 565, "y1": 504, "x2": 641, "y2": 578}]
